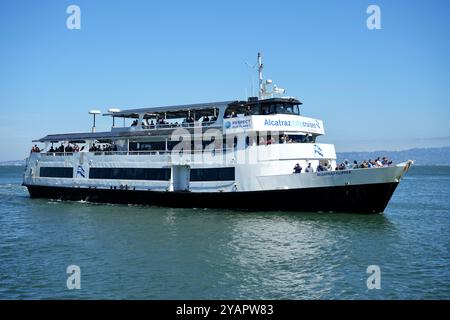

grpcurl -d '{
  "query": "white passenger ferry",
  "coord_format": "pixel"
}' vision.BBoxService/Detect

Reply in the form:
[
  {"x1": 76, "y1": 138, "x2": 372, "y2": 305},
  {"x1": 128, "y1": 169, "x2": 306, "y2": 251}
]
[{"x1": 23, "y1": 54, "x2": 412, "y2": 213}]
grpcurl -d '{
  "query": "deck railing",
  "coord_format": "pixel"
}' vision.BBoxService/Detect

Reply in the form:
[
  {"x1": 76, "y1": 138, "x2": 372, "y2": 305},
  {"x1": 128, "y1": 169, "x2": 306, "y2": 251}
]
[
  {"x1": 42, "y1": 148, "x2": 236, "y2": 157},
  {"x1": 136, "y1": 120, "x2": 220, "y2": 131}
]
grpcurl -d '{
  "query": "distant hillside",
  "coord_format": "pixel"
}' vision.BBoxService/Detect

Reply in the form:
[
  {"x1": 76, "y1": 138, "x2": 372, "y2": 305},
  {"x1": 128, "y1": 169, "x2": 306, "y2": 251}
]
[
  {"x1": 0, "y1": 160, "x2": 25, "y2": 166},
  {"x1": 337, "y1": 146, "x2": 450, "y2": 166}
]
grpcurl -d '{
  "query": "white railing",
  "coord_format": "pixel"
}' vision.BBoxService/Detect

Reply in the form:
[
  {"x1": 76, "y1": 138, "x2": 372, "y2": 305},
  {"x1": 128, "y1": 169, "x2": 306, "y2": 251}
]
[
  {"x1": 134, "y1": 120, "x2": 220, "y2": 131},
  {"x1": 42, "y1": 148, "x2": 237, "y2": 157}
]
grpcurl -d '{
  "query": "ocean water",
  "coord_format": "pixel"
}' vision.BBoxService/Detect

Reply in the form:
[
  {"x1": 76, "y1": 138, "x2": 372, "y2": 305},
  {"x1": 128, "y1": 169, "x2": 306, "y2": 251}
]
[{"x1": 0, "y1": 165, "x2": 448, "y2": 299}]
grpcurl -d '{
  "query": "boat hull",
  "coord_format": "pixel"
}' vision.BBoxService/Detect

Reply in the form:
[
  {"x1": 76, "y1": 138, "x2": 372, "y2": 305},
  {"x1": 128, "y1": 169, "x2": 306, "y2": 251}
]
[{"x1": 25, "y1": 181, "x2": 399, "y2": 214}]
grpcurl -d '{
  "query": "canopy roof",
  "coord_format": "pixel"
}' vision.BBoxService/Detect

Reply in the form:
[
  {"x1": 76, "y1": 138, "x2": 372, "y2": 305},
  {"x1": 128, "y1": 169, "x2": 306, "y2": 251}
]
[
  {"x1": 32, "y1": 127, "x2": 206, "y2": 143},
  {"x1": 104, "y1": 101, "x2": 236, "y2": 119}
]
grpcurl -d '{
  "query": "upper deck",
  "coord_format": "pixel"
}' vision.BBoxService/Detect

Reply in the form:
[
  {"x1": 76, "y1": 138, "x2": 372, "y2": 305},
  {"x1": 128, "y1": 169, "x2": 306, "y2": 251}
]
[{"x1": 35, "y1": 98, "x2": 324, "y2": 144}]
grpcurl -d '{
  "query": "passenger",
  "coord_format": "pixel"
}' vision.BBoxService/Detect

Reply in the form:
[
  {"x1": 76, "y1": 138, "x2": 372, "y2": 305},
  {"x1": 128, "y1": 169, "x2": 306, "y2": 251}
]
[
  {"x1": 259, "y1": 137, "x2": 266, "y2": 145},
  {"x1": 244, "y1": 106, "x2": 252, "y2": 116},
  {"x1": 316, "y1": 164, "x2": 325, "y2": 172},
  {"x1": 203, "y1": 116, "x2": 210, "y2": 122},
  {"x1": 352, "y1": 160, "x2": 358, "y2": 169},
  {"x1": 344, "y1": 160, "x2": 352, "y2": 170},
  {"x1": 305, "y1": 163, "x2": 314, "y2": 173},
  {"x1": 231, "y1": 111, "x2": 237, "y2": 118},
  {"x1": 65, "y1": 144, "x2": 73, "y2": 153},
  {"x1": 337, "y1": 163, "x2": 346, "y2": 170},
  {"x1": 293, "y1": 163, "x2": 302, "y2": 173},
  {"x1": 383, "y1": 157, "x2": 393, "y2": 166},
  {"x1": 280, "y1": 134, "x2": 289, "y2": 144},
  {"x1": 376, "y1": 157, "x2": 383, "y2": 167},
  {"x1": 49, "y1": 146, "x2": 55, "y2": 153}
]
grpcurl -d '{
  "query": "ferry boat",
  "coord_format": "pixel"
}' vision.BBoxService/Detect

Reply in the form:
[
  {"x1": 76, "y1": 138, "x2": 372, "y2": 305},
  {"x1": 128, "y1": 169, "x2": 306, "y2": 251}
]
[{"x1": 23, "y1": 53, "x2": 412, "y2": 213}]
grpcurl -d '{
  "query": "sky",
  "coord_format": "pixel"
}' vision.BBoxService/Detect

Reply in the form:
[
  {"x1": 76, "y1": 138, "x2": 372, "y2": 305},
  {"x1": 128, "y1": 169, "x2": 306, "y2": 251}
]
[{"x1": 0, "y1": 0, "x2": 449, "y2": 161}]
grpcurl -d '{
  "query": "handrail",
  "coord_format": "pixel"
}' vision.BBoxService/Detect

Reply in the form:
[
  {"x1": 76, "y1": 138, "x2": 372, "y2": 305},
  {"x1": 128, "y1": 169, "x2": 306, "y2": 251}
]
[
  {"x1": 41, "y1": 148, "x2": 237, "y2": 157},
  {"x1": 138, "y1": 120, "x2": 220, "y2": 130}
]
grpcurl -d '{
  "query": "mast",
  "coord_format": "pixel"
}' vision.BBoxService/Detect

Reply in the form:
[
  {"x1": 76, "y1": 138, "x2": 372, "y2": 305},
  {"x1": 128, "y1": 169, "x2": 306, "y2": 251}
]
[{"x1": 258, "y1": 52, "x2": 263, "y2": 99}]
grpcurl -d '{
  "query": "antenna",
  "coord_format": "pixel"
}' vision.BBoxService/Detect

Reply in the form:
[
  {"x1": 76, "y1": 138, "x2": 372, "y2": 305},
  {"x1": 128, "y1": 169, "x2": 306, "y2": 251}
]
[
  {"x1": 89, "y1": 110, "x2": 101, "y2": 133},
  {"x1": 258, "y1": 52, "x2": 263, "y2": 99},
  {"x1": 255, "y1": 52, "x2": 287, "y2": 99}
]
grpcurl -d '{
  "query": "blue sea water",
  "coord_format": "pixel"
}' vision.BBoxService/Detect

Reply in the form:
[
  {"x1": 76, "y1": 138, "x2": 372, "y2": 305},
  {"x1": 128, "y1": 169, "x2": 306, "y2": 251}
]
[{"x1": 0, "y1": 165, "x2": 448, "y2": 299}]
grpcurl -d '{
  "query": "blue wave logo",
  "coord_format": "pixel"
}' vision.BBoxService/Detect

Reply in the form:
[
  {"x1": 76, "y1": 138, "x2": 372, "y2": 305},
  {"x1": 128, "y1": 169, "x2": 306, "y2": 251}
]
[
  {"x1": 77, "y1": 165, "x2": 86, "y2": 178},
  {"x1": 225, "y1": 121, "x2": 231, "y2": 129},
  {"x1": 314, "y1": 144, "x2": 323, "y2": 157},
  {"x1": 315, "y1": 120, "x2": 321, "y2": 129}
]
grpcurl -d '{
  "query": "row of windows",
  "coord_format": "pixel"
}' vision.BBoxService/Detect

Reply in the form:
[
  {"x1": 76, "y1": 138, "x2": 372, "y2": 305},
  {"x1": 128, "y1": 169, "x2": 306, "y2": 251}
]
[
  {"x1": 190, "y1": 168, "x2": 235, "y2": 182},
  {"x1": 40, "y1": 167, "x2": 73, "y2": 178},
  {"x1": 90, "y1": 167, "x2": 235, "y2": 182},
  {"x1": 89, "y1": 168, "x2": 171, "y2": 181},
  {"x1": 39, "y1": 167, "x2": 236, "y2": 182}
]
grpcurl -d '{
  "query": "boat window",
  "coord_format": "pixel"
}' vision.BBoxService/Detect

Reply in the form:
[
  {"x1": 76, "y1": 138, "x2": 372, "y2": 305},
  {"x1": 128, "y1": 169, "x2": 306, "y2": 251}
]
[
  {"x1": 224, "y1": 105, "x2": 247, "y2": 118},
  {"x1": 273, "y1": 103, "x2": 298, "y2": 115},
  {"x1": 224, "y1": 102, "x2": 301, "y2": 117},
  {"x1": 262, "y1": 105, "x2": 271, "y2": 115},
  {"x1": 257, "y1": 103, "x2": 300, "y2": 115},
  {"x1": 278, "y1": 134, "x2": 317, "y2": 144},
  {"x1": 40, "y1": 167, "x2": 73, "y2": 178},
  {"x1": 190, "y1": 168, "x2": 235, "y2": 181},
  {"x1": 90, "y1": 168, "x2": 171, "y2": 181},
  {"x1": 129, "y1": 141, "x2": 166, "y2": 151}
]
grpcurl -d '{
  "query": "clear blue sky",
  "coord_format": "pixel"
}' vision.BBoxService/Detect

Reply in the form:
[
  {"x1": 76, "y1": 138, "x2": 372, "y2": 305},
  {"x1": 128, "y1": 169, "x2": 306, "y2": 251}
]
[{"x1": 1, "y1": 0, "x2": 449, "y2": 161}]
